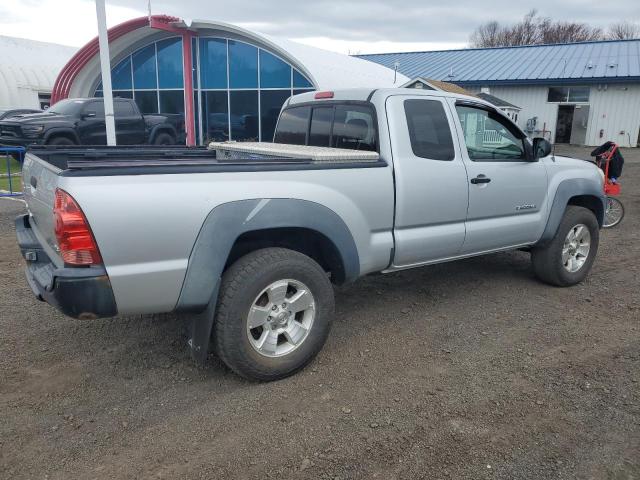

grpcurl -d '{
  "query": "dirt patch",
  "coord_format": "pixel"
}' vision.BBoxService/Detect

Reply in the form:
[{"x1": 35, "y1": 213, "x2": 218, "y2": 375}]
[{"x1": 1, "y1": 148, "x2": 638, "y2": 479}]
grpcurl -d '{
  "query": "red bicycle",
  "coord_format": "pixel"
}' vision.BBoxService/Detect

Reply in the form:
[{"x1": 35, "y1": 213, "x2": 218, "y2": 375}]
[{"x1": 593, "y1": 142, "x2": 625, "y2": 228}]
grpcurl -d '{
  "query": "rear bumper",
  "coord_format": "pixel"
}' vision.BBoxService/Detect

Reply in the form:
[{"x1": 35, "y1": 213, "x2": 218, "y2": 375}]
[{"x1": 15, "y1": 214, "x2": 117, "y2": 319}]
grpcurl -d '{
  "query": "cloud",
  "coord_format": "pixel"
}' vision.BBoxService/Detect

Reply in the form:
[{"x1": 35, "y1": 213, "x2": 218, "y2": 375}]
[
  {"x1": 111, "y1": 0, "x2": 640, "y2": 44},
  {"x1": 2, "y1": 0, "x2": 639, "y2": 53}
]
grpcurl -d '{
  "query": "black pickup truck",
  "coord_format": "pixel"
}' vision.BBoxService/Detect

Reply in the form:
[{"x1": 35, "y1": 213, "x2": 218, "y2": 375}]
[{"x1": 0, "y1": 98, "x2": 184, "y2": 148}]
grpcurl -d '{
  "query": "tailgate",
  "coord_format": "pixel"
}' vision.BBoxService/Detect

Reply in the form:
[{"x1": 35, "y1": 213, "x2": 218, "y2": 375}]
[{"x1": 21, "y1": 152, "x2": 62, "y2": 264}]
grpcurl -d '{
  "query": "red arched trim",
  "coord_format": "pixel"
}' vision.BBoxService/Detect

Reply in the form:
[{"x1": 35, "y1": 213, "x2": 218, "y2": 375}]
[{"x1": 51, "y1": 15, "x2": 179, "y2": 104}]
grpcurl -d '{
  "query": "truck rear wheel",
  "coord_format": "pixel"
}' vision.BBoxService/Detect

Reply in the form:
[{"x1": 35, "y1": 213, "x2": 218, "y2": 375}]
[
  {"x1": 214, "y1": 248, "x2": 334, "y2": 381},
  {"x1": 153, "y1": 133, "x2": 174, "y2": 145},
  {"x1": 531, "y1": 206, "x2": 599, "y2": 287}
]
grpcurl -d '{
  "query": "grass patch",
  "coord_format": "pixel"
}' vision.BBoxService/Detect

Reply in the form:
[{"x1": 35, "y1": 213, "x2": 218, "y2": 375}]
[{"x1": 0, "y1": 155, "x2": 23, "y2": 192}]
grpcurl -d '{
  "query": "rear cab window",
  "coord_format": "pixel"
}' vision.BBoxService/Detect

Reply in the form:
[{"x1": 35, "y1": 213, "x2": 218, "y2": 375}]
[
  {"x1": 404, "y1": 99, "x2": 455, "y2": 161},
  {"x1": 274, "y1": 102, "x2": 378, "y2": 152}
]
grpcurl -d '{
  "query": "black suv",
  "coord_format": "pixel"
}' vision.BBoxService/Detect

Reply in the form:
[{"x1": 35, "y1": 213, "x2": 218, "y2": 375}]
[{"x1": 0, "y1": 98, "x2": 184, "y2": 148}]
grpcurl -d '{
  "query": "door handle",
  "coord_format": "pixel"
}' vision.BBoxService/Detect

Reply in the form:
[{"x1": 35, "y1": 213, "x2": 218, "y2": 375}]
[{"x1": 470, "y1": 175, "x2": 491, "y2": 185}]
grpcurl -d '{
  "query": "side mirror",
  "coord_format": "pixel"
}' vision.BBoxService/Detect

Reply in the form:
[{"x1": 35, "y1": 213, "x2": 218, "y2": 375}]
[
  {"x1": 82, "y1": 112, "x2": 96, "y2": 120},
  {"x1": 532, "y1": 137, "x2": 552, "y2": 160}
]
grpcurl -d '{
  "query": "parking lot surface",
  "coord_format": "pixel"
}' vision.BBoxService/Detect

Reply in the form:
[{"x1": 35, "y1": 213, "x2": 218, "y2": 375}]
[{"x1": 1, "y1": 147, "x2": 639, "y2": 479}]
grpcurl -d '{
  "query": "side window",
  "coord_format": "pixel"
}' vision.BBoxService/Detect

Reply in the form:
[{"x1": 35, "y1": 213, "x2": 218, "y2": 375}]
[
  {"x1": 114, "y1": 100, "x2": 135, "y2": 118},
  {"x1": 332, "y1": 105, "x2": 376, "y2": 151},
  {"x1": 83, "y1": 101, "x2": 104, "y2": 117},
  {"x1": 308, "y1": 107, "x2": 333, "y2": 147},
  {"x1": 455, "y1": 105, "x2": 526, "y2": 161},
  {"x1": 273, "y1": 106, "x2": 310, "y2": 145},
  {"x1": 404, "y1": 99, "x2": 455, "y2": 161}
]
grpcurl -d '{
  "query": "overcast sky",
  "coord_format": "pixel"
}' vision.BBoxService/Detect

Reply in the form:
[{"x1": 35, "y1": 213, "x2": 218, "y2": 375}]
[{"x1": 1, "y1": 0, "x2": 639, "y2": 54}]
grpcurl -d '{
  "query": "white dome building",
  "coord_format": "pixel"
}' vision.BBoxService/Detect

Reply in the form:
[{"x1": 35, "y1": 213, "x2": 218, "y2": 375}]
[
  {"x1": 52, "y1": 15, "x2": 407, "y2": 145},
  {"x1": 0, "y1": 36, "x2": 76, "y2": 110}
]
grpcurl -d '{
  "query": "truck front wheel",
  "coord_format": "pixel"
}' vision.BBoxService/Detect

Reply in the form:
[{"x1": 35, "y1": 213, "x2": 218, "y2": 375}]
[
  {"x1": 531, "y1": 206, "x2": 599, "y2": 287},
  {"x1": 214, "y1": 248, "x2": 335, "y2": 381},
  {"x1": 46, "y1": 136, "x2": 76, "y2": 146}
]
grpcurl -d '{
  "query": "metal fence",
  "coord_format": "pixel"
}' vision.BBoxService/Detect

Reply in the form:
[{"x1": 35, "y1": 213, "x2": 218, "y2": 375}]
[{"x1": 0, "y1": 146, "x2": 25, "y2": 197}]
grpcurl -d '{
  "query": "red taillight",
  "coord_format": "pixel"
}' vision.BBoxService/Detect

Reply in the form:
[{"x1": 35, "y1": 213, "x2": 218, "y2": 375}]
[
  {"x1": 314, "y1": 91, "x2": 334, "y2": 99},
  {"x1": 54, "y1": 188, "x2": 102, "y2": 266}
]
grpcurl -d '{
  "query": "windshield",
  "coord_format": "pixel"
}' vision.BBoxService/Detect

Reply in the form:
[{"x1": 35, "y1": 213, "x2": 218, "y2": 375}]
[{"x1": 48, "y1": 99, "x2": 87, "y2": 115}]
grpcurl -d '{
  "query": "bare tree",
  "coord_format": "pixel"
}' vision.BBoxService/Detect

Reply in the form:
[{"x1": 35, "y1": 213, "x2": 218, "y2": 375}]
[
  {"x1": 470, "y1": 10, "x2": 603, "y2": 47},
  {"x1": 469, "y1": 21, "x2": 504, "y2": 48},
  {"x1": 608, "y1": 21, "x2": 640, "y2": 40}
]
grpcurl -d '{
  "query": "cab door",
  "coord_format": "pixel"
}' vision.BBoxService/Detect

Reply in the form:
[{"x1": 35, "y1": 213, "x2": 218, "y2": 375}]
[
  {"x1": 77, "y1": 101, "x2": 106, "y2": 145},
  {"x1": 387, "y1": 94, "x2": 470, "y2": 267},
  {"x1": 114, "y1": 100, "x2": 145, "y2": 145},
  {"x1": 449, "y1": 100, "x2": 549, "y2": 254}
]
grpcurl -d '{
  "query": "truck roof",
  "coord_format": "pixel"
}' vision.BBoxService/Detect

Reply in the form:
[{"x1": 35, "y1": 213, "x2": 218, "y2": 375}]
[{"x1": 287, "y1": 87, "x2": 487, "y2": 107}]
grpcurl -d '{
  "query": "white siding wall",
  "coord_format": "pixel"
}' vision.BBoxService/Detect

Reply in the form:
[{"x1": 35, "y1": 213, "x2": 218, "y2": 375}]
[
  {"x1": 587, "y1": 84, "x2": 640, "y2": 148},
  {"x1": 467, "y1": 84, "x2": 640, "y2": 147}
]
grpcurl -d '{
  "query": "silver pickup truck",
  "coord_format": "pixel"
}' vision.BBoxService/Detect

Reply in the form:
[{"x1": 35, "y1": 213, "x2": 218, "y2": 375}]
[{"x1": 16, "y1": 88, "x2": 606, "y2": 381}]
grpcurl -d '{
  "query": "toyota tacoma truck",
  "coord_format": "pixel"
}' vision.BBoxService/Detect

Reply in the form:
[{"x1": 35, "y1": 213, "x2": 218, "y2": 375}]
[
  {"x1": 0, "y1": 97, "x2": 183, "y2": 149},
  {"x1": 15, "y1": 88, "x2": 606, "y2": 381}
]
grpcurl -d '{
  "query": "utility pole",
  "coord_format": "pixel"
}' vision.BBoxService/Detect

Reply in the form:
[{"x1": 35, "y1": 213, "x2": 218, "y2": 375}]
[{"x1": 95, "y1": 0, "x2": 116, "y2": 146}]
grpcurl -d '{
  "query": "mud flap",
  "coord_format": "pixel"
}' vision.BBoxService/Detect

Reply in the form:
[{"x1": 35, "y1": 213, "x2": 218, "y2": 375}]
[{"x1": 187, "y1": 280, "x2": 220, "y2": 365}]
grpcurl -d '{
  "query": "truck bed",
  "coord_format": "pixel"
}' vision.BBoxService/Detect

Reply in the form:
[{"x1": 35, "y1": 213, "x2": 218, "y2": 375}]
[{"x1": 28, "y1": 143, "x2": 382, "y2": 176}]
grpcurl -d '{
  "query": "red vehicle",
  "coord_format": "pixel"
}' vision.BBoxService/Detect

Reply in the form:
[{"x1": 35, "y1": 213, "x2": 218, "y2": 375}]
[{"x1": 593, "y1": 142, "x2": 624, "y2": 228}]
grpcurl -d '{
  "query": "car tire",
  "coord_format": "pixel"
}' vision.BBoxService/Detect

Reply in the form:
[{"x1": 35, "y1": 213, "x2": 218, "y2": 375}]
[
  {"x1": 153, "y1": 133, "x2": 174, "y2": 145},
  {"x1": 46, "y1": 136, "x2": 76, "y2": 146},
  {"x1": 531, "y1": 206, "x2": 599, "y2": 287},
  {"x1": 214, "y1": 248, "x2": 335, "y2": 381}
]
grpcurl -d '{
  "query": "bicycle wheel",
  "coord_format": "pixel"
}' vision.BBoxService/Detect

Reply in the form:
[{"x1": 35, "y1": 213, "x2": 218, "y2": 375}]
[{"x1": 603, "y1": 197, "x2": 624, "y2": 228}]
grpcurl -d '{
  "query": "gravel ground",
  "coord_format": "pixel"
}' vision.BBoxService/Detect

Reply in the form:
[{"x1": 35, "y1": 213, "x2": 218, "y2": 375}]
[{"x1": 1, "y1": 147, "x2": 639, "y2": 480}]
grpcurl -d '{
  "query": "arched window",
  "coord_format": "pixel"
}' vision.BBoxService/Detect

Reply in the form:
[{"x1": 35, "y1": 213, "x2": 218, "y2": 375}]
[{"x1": 94, "y1": 36, "x2": 314, "y2": 144}]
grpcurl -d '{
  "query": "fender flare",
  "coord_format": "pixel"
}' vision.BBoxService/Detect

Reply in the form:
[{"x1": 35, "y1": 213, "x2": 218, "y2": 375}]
[
  {"x1": 43, "y1": 128, "x2": 80, "y2": 144},
  {"x1": 178, "y1": 198, "x2": 360, "y2": 362},
  {"x1": 537, "y1": 178, "x2": 606, "y2": 246}
]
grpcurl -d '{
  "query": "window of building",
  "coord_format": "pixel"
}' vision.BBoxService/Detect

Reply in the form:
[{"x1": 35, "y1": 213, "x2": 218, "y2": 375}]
[
  {"x1": 93, "y1": 36, "x2": 314, "y2": 144},
  {"x1": 260, "y1": 50, "x2": 291, "y2": 89},
  {"x1": 132, "y1": 44, "x2": 157, "y2": 89},
  {"x1": 135, "y1": 91, "x2": 159, "y2": 114},
  {"x1": 159, "y1": 90, "x2": 184, "y2": 114},
  {"x1": 547, "y1": 86, "x2": 590, "y2": 103},
  {"x1": 404, "y1": 99, "x2": 455, "y2": 161},
  {"x1": 293, "y1": 69, "x2": 313, "y2": 89},
  {"x1": 456, "y1": 105, "x2": 525, "y2": 161},
  {"x1": 199, "y1": 38, "x2": 227, "y2": 89},
  {"x1": 230, "y1": 90, "x2": 259, "y2": 141},
  {"x1": 229, "y1": 41, "x2": 258, "y2": 89},
  {"x1": 157, "y1": 38, "x2": 184, "y2": 89},
  {"x1": 38, "y1": 93, "x2": 52, "y2": 110},
  {"x1": 201, "y1": 91, "x2": 229, "y2": 142},
  {"x1": 111, "y1": 57, "x2": 132, "y2": 90}
]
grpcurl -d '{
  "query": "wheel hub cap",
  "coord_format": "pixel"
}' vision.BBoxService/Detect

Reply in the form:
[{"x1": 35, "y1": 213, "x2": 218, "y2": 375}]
[
  {"x1": 562, "y1": 224, "x2": 591, "y2": 273},
  {"x1": 246, "y1": 279, "x2": 316, "y2": 358}
]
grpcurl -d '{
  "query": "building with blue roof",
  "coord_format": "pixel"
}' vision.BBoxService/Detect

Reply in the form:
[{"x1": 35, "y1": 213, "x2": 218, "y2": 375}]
[{"x1": 359, "y1": 39, "x2": 640, "y2": 146}]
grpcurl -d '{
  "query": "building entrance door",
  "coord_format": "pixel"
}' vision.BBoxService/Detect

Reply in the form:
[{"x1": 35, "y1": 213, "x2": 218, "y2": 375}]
[
  {"x1": 555, "y1": 105, "x2": 574, "y2": 143},
  {"x1": 570, "y1": 105, "x2": 590, "y2": 145}
]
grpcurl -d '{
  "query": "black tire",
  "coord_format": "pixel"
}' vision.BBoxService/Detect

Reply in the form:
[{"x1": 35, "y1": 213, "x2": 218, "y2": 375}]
[
  {"x1": 214, "y1": 248, "x2": 335, "y2": 381},
  {"x1": 603, "y1": 197, "x2": 624, "y2": 229},
  {"x1": 531, "y1": 206, "x2": 599, "y2": 287},
  {"x1": 152, "y1": 132, "x2": 175, "y2": 145},
  {"x1": 46, "y1": 136, "x2": 76, "y2": 146}
]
